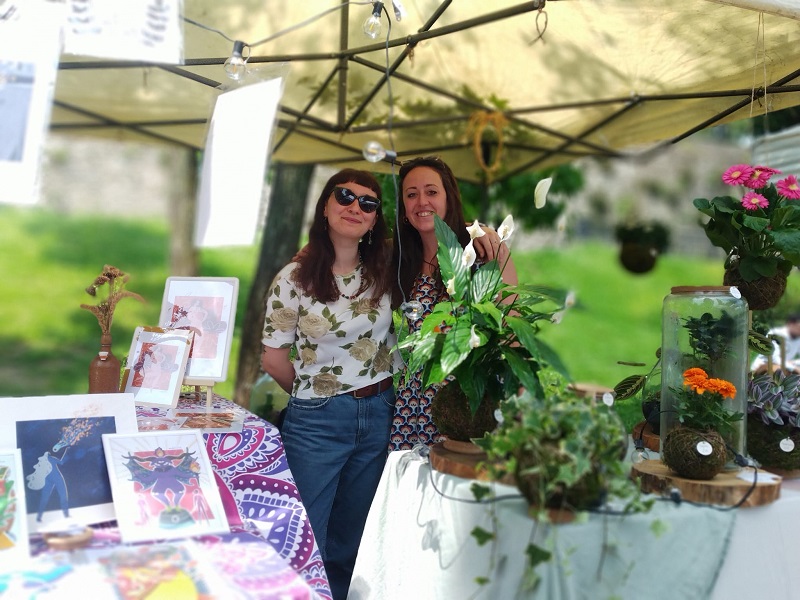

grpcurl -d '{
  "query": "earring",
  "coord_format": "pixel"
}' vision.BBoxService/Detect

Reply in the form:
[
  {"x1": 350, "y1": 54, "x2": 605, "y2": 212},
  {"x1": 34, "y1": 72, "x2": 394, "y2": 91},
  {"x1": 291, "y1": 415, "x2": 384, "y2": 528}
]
[
  {"x1": 368, "y1": 229, "x2": 373, "y2": 245},
  {"x1": 324, "y1": 216, "x2": 328, "y2": 230},
  {"x1": 403, "y1": 216, "x2": 409, "y2": 224}
]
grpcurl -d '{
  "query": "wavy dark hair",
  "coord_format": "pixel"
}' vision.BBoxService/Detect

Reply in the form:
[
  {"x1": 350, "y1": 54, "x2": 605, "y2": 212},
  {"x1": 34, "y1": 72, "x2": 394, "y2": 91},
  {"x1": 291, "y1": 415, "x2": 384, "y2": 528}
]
[
  {"x1": 295, "y1": 168, "x2": 391, "y2": 303},
  {"x1": 391, "y1": 156, "x2": 471, "y2": 308}
]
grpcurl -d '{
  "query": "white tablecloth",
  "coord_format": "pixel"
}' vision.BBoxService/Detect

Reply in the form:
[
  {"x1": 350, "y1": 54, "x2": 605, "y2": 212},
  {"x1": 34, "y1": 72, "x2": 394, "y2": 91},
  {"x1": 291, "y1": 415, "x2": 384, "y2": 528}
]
[{"x1": 348, "y1": 450, "x2": 738, "y2": 600}]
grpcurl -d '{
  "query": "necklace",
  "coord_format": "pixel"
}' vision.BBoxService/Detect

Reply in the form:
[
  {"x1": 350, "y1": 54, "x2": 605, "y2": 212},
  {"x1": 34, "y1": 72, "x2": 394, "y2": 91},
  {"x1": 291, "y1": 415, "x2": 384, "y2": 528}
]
[
  {"x1": 422, "y1": 255, "x2": 439, "y2": 278},
  {"x1": 333, "y1": 260, "x2": 369, "y2": 300}
]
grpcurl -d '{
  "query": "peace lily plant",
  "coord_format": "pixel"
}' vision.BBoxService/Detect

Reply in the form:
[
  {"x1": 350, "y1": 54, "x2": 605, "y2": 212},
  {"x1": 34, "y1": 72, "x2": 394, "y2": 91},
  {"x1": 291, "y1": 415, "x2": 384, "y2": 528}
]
[{"x1": 398, "y1": 192, "x2": 570, "y2": 417}]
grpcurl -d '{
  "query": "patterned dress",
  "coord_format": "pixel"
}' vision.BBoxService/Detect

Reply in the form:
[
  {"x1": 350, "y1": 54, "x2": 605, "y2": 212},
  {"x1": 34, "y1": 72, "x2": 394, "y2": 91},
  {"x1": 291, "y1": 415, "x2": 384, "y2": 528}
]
[{"x1": 389, "y1": 273, "x2": 449, "y2": 451}]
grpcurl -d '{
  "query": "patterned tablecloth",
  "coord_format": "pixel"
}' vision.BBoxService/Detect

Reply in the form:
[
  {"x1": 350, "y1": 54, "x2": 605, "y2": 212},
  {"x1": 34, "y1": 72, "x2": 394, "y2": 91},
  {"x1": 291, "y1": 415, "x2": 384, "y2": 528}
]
[{"x1": 19, "y1": 393, "x2": 331, "y2": 600}]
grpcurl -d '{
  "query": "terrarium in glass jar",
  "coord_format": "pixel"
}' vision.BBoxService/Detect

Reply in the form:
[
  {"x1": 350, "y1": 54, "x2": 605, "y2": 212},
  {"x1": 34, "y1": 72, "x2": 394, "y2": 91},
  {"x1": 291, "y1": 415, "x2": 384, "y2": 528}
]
[{"x1": 660, "y1": 286, "x2": 748, "y2": 478}]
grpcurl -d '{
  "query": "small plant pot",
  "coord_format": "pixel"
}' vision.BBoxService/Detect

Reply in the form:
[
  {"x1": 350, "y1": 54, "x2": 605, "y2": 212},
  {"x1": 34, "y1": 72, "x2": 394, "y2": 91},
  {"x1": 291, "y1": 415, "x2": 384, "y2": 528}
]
[
  {"x1": 723, "y1": 267, "x2": 787, "y2": 311},
  {"x1": 619, "y1": 242, "x2": 658, "y2": 274},
  {"x1": 746, "y1": 414, "x2": 800, "y2": 472},
  {"x1": 661, "y1": 428, "x2": 728, "y2": 480},
  {"x1": 431, "y1": 382, "x2": 499, "y2": 442}
]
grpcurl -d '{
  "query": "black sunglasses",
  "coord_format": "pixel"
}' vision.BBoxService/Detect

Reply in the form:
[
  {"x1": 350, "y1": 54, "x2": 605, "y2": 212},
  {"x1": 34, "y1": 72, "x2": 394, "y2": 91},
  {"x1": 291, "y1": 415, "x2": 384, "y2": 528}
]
[{"x1": 333, "y1": 186, "x2": 381, "y2": 213}]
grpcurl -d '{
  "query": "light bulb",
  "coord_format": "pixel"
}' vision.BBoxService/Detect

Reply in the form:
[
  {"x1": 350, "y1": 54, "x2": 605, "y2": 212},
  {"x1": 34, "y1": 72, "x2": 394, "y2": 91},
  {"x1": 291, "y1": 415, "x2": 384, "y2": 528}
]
[
  {"x1": 223, "y1": 41, "x2": 247, "y2": 81},
  {"x1": 362, "y1": 140, "x2": 397, "y2": 163},
  {"x1": 363, "y1": 2, "x2": 383, "y2": 39}
]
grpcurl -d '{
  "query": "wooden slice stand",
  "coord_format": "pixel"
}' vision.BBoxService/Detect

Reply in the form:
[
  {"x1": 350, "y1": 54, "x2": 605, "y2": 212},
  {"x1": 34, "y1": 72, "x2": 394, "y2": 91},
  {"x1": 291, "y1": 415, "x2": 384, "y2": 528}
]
[
  {"x1": 631, "y1": 459, "x2": 781, "y2": 507},
  {"x1": 429, "y1": 441, "x2": 492, "y2": 481}
]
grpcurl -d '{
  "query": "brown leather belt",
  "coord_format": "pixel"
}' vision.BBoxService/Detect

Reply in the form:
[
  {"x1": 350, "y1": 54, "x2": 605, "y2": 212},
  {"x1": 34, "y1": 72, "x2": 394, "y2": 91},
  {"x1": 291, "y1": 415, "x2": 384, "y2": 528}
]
[{"x1": 351, "y1": 377, "x2": 393, "y2": 398}]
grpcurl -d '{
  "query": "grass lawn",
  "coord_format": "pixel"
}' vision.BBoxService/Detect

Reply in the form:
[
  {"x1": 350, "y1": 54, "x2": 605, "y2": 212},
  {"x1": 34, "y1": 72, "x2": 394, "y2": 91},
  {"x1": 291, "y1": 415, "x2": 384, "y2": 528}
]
[{"x1": 3, "y1": 204, "x2": 799, "y2": 430}]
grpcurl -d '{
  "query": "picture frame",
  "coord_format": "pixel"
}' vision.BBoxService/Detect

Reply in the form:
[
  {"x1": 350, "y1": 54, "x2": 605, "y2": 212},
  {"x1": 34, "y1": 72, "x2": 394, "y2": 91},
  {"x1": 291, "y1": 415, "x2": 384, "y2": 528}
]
[
  {"x1": 102, "y1": 430, "x2": 229, "y2": 543},
  {"x1": 0, "y1": 448, "x2": 30, "y2": 567},
  {"x1": 0, "y1": 393, "x2": 138, "y2": 531},
  {"x1": 121, "y1": 327, "x2": 193, "y2": 409},
  {"x1": 158, "y1": 277, "x2": 239, "y2": 385}
]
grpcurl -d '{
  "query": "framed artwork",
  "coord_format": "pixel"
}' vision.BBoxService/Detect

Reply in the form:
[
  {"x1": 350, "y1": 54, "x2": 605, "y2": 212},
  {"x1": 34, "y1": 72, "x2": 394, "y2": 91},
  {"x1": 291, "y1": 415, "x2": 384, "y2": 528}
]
[
  {"x1": 158, "y1": 277, "x2": 239, "y2": 385},
  {"x1": 102, "y1": 430, "x2": 229, "y2": 543},
  {"x1": 121, "y1": 327, "x2": 193, "y2": 409},
  {"x1": 0, "y1": 448, "x2": 30, "y2": 567},
  {"x1": 0, "y1": 393, "x2": 138, "y2": 531}
]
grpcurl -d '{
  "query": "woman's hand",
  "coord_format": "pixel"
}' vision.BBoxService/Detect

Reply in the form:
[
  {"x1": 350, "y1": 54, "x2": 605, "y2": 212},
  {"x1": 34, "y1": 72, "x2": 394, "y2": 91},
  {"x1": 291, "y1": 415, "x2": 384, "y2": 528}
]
[{"x1": 473, "y1": 225, "x2": 511, "y2": 265}]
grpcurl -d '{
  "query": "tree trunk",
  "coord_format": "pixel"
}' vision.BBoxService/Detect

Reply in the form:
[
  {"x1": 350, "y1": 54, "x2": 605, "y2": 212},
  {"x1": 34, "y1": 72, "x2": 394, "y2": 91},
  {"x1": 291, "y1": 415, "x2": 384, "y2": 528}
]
[
  {"x1": 168, "y1": 149, "x2": 199, "y2": 276},
  {"x1": 233, "y1": 162, "x2": 314, "y2": 407}
]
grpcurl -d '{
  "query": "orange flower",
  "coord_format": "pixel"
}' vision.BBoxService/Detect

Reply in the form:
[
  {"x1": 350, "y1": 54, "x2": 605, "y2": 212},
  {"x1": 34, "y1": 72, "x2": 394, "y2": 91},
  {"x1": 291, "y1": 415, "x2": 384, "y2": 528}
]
[
  {"x1": 683, "y1": 367, "x2": 707, "y2": 380},
  {"x1": 683, "y1": 367, "x2": 709, "y2": 392},
  {"x1": 705, "y1": 377, "x2": 736, "y2": 399}
]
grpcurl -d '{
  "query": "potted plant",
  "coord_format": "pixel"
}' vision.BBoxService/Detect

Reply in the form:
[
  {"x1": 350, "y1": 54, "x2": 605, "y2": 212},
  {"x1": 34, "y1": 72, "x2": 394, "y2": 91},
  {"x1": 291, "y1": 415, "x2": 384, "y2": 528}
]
[
  {"x1": 614, "y1": 220, "x2": 670, "y2": 274},
  {"x1": 747, "y1": 369, "x2": 800, "y2": 474},
  {"x1": 397, "y1": 214, "x2": 569, "y2": 444},
  {"x1": 661, "y1": 367, "x2": 743, "y2": 480},
  {"x1": 693, "y1": 164, "x2": 800, "y2": 310},
  {"x1": 613, "y1": 349, "x2": 662, "y2": 450}
]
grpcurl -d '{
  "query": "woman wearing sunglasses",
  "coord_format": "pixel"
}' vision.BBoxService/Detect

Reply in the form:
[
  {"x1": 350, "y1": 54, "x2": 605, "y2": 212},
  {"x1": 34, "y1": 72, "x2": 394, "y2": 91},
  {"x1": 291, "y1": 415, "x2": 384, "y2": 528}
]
[
  {"x1": 389, "y1": 156, "x2": 518, "y2": 451},
  {"x1": 261, "y1": 168, "x2": 395, "y2": 600}
]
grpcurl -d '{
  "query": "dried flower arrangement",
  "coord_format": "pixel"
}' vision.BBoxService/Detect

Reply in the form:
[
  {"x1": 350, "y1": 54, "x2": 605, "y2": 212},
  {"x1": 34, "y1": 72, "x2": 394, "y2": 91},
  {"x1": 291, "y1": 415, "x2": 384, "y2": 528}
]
[{"x1": 80, "y1": 265, "x2": 144, "y2": 336}]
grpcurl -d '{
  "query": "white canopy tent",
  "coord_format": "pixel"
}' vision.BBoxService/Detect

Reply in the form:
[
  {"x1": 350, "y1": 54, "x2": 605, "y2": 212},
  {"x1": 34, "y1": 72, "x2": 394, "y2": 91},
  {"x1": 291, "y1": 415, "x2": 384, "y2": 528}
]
[{"x1": 50, "y1": 0, "x2": 800, "y2": 184}]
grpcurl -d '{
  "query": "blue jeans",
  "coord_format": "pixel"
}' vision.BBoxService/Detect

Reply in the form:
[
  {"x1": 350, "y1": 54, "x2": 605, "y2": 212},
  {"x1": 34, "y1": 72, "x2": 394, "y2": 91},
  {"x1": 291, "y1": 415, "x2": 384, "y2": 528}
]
[{"x1": 281, "y1": 387, "x2": 394, "y2": 600}]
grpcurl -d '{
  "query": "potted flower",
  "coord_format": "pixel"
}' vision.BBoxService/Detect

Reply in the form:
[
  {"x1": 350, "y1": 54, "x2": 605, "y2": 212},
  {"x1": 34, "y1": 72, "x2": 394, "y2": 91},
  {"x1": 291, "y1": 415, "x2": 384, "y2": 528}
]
[
  {"x1": 614, "y1": 220, "x2": 670, "y2": 274},
  {"x1": 747, "y1": 369, "x2": 800, "y2": 474},
  {"x1": 397, "y1": 214, "x2": 570, "y2": 444},
  {"x1": 661, "y1": 367, "x2": 743, "y2": 480},
  {"x1": 693, "y1": 164, "x2": 800, "y2": 310},
  {"x1": 613, "y1": 349, "x2": 662, "y2": 450}
]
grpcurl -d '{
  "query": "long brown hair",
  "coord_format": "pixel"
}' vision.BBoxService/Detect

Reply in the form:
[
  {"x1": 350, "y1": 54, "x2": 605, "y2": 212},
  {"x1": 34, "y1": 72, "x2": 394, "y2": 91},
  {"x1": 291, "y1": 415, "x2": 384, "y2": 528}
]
[
  {"x1": 295, "y1": 168, "x2": 391, "y2": 303},
  {"x1": 391, "y1": 157, "x2": 471, "y2": 308}
]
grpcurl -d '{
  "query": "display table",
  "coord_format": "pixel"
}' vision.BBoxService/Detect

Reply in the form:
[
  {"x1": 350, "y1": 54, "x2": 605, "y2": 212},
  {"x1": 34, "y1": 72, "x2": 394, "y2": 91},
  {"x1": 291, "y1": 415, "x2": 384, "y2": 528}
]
[
  {"x1": 348, "y1": 450, "x2": 737, "y2": 600},
  {"x1": 16, "y1": 393, "x2": 330, "y2": 600}
]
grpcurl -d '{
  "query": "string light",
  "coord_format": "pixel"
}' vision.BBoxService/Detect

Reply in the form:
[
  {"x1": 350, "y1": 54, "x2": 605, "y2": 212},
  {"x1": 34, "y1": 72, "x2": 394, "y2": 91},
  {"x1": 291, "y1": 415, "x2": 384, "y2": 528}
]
[
  {"x1": 391, "y1": 0, "x2": 406, "y2": 22},
  {"x1": 363, "y1": 2, "x2": 383, "y2": 39},
  {"x1": 362, "y1": 140, "x2": 397, "y2": 163},
  {"x1": 223, "y1": 40, "x2": 247, "y2": 81}
]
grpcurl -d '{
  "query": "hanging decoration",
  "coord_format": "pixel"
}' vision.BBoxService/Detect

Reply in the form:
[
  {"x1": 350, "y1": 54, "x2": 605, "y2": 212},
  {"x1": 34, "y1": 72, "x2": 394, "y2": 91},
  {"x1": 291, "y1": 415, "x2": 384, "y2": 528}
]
[{"x1": 465, "y1": 110, "x2": 508, "y2": 183}]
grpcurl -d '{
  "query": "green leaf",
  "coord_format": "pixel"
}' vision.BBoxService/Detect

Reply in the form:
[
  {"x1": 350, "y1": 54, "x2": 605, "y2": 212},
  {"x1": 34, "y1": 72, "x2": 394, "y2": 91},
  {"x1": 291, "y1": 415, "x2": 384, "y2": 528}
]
[
  {"x1": 471, "y1": 526, "x2": 495, "y2": 546},
  {"x1": 439, "y1": 322, "x2": 475, "y2": 374},
  {"x1": 613, "y1": 374, "x2": 647, "y2": 400},
  {"x1": 525, "y1": 543, "x2": 552, "y2": 568},
  {"x1": 434, "y1": 215, "x2": 468, "y2": 302},
  {"x1": 470, "y1": 262, "x2": 503, "y2": 303}
]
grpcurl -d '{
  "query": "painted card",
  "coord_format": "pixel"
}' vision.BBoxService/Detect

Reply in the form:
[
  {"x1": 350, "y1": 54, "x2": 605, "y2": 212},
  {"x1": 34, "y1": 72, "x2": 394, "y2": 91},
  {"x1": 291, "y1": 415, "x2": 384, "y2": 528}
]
[
  {"x1": 0, "y1": 394, "x2": 138, "y2": 532},
  {"x1": 170, "y1": 408, "x2": 245, "y2": 433},
  {"x1": 0, "y1": 449, "x2": 30, "y2": 568},
  {"x1": 121, "y1": 327, "x2": 193, "y2": 408},
  {"x1": 102, "y1": 430, "x2": 229, "y2": 543},
  {"x1": 158, "y1": 277, "x2": 239, "y2": 385}
]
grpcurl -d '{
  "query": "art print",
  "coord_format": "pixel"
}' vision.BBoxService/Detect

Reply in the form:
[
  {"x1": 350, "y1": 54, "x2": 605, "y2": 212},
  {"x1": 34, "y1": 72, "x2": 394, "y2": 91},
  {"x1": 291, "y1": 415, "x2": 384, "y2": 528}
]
[
  {"x1": 0, "y1": 394, "x2": 138, "y2": 531},
  {"x1": 159, "y1": 277, "x2": 238, "y2": 384},
  {"x1": 0, "y1": 449, "x2": 30, "y2": 567},
  {"x1": 103, "y1": 430, "x2": 228, "y2": 543},
  {"x1": 121, "y1": 327, "x2": 192, "y2": 408},
  {"x1": 0, "y1": 2, "x2": 61, "y2": 205},
  {"x1": 170, "y1": 408, "x2": 244, "y2": 433},
  {"x1": 62, "y1": 0, "x2": 183, "y2": 64}
]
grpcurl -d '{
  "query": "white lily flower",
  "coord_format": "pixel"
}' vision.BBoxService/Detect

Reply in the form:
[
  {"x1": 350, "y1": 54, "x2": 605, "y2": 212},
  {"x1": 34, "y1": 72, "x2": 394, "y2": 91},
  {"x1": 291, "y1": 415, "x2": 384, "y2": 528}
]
[
  {"x1": 462, "y1": 240, "x2": 477, "y2": 268},
  {"x1": 556, "y1": 213, "x2": 568, "y2": 233},
  {"x1": 551, "y1": 311, "x2": 564, "y2": 324},
  {"x1": 469, "y1": 325, "x2": 481, "y2": 348},
  {"x1": 466, "y1": 220, "x2": 486, "y2": 240},
  {"x1": 497, "y1": 215, "x2": 515, "y2": 242},
  {"x1": 446, "y1": 277, "x2": 455, "y2": 295},
  {"x1": 535, "y1": 177, "x2": 552, "y2": 209},
  {"x1": 565, "y1": 290, "x2": 576, "y2": 308}
]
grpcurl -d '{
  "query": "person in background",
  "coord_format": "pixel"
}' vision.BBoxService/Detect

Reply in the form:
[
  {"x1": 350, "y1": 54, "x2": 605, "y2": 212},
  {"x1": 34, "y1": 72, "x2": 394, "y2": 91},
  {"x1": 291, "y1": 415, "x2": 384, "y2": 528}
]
[
  {"x1": 751, "y1": 313, "x2": 800, "y2": 374},
  {"x1": 389, "y1": 156, "x2": 518, "y2": 451},
  {"x1": 261, "y1": 169, "x2": 395, "y2": 600}
]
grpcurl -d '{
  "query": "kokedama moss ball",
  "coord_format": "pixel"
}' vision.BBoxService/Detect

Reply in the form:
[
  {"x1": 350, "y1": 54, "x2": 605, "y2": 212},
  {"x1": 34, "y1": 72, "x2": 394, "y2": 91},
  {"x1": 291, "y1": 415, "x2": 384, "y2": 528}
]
[
  {"x1": 431, "y1": 382, "x2": 499, "y2": 442},
  {"x1": 662, "y1": 428, "x2": 728, "y2": 480},
  {"x1": 747, "y1": 414, "x2": 800, "y2": 471},
  {"x1": 723, "y1": 267, "x2": 787, "y2": 311}
]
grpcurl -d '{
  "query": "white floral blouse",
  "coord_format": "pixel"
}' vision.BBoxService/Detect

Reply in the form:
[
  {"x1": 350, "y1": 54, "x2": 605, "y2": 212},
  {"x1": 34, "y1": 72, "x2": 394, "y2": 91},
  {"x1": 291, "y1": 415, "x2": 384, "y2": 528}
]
[{"x1": 262, "y1": 262, "x2": 397, "y2": 399}]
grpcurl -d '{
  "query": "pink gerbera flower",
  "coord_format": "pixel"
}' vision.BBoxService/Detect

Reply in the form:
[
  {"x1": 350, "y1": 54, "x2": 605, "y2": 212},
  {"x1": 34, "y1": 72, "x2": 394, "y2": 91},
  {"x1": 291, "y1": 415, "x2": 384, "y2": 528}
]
[
  {"x1": 743, "y1": 165, "x2": 781, "y2": 189},
  {"x1": 722, "y1": 164, "x2": 753, "y2": 186},
  {"x1": 741, "y1": 191, "x2": 769, "y2": 210},
  {"x1": 777, "y1": 175, "x2": 800, "y2": 200}
]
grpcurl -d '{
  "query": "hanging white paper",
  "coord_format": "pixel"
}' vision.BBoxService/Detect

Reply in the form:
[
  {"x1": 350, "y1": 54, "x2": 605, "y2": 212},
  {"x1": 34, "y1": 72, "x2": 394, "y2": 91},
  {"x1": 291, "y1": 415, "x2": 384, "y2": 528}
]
[
  {"x1": 0, "y1": 3, "x2": 62, "y2": 206},
  {"x1": 62, "y1": 0, "x2": 183, "y2": 64},
  {"x1": 195, "y1": 77, "x2": 284, "y2": 248}
]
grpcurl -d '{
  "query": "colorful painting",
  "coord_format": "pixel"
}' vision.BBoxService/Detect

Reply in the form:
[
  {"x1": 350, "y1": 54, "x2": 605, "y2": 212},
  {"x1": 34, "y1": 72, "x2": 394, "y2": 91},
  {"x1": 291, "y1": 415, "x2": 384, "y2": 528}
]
[
  {"x1": 122, "y1": 327, "x2": 192, "y2": 409},
  {"x1": 103, "y1": 431, "x2": 229, "y2": 543},
  {"x1": 0, "y1": 449, "x2": 29, "y2": 567},
  {"x1": 0, "y1": 393, "x2": 139, "y2": 531},
  {"x1": 158, "y1": 277, "x2": 238, "y2": 385}
]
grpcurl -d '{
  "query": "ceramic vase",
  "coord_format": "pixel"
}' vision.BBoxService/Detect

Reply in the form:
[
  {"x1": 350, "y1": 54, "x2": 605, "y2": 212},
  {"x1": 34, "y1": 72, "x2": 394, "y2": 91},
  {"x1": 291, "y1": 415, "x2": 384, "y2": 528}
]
[{"x1": 88, "y1": 333, "x2": 121, "y2": 393}]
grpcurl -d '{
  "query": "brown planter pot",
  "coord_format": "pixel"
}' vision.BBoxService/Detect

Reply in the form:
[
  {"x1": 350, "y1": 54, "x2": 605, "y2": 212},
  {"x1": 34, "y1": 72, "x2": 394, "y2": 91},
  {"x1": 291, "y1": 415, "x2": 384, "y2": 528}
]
[
  {"x1": 88, "y1": 334, "x2": 121, "y2": 393},
  {"x1": 661, "y1": 427, "x2": 728, "y2": 480},
  {"x1": 619, "y1": 242, "x2": 658, "y2": 274},
  {"x1": 723, "y1": 267, "x2": 787, "y2": 311},
  {"x1": 430, "y1": 381, "x2": 499, "y2": 442}
]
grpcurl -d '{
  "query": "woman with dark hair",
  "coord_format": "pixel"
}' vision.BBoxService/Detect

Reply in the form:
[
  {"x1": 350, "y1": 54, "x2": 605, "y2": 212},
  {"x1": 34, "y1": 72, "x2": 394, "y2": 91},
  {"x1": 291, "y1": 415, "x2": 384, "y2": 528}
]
[
  {"x1": 390, "y1": 156, "x2": 518, "y2": 451},
  {"x1": 261, "y1": 168, "x2": 395, "y2": 600}
]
